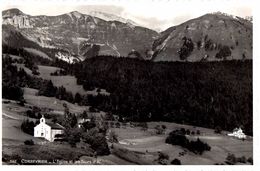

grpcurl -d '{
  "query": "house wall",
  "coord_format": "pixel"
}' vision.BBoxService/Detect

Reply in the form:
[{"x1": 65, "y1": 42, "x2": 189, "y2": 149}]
[{"x1": 50, "y1": 129, "x2": 64, "y2": 142}]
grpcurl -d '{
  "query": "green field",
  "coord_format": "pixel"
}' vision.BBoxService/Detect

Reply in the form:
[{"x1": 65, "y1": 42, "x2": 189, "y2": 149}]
[
  {"x1": 108, "y1": 122, "x2": 253, "y2": 165},
  {"x1": 15, "y1": 64, "x2": 109, "y2": 96},
  {"x1": 23, "y1": 88, "x2": 88, "y2": 114},
  {"x1": 23, "y1": 47, "x2": 52, "y2": 60}
]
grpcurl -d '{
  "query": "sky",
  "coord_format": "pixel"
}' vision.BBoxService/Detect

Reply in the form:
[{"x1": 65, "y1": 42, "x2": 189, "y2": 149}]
[{"x1": 2, "y1": 0, "x2": 253, "y2": 31}]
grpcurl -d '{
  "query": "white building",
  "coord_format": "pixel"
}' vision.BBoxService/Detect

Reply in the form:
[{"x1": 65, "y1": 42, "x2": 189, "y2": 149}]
[
  {"x1": 34, "y1": 116, "x2": 65, "y2": 142},
  {"x1": 77, "y1": 118, "x2": 91, "y2": 128},
  {"x1": 228, "y1": 127, "x2": 246, "y2": 139}
]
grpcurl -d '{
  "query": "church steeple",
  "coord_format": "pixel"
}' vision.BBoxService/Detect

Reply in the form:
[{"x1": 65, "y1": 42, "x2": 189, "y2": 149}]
[{"x1": 40, "y1": 115, "x2": 45, "y2": 123}]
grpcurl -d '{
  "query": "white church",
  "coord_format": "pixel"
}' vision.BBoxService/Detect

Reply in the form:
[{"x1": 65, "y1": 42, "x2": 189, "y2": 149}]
[{"x1": 34, "y1": 115, "x2": 65, "y2": 142}]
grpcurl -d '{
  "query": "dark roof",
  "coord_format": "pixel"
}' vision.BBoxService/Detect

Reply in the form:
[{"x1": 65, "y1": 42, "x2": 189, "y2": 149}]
[{"x1": 46, "y1": 122, "x2": 65, "y2": 130}]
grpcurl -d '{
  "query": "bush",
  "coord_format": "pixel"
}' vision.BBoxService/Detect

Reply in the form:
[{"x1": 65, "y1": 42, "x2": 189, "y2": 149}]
[
  {"x1": 237, "y1": 156, "x2": 247, "y2": 163},
  {"x1": 155, "y1": 125, "x2": 164, "y2": 134},
  {"x1": 214, "y1": 126, "x2": 222, "y2": 134},
  {"x1": 157, "y1": 152, "x2": 169, "y2": 165},
  {"x1": 178, "y1": 37, "x2": 194, "y2": 60},
  {"x1": 2, "y1": 84, "x2": 24, "y2": 101},
  {"x1": 216, "y1": 46, "x2": 231, "y2": 59},
  {"x1": 226, "y1": 153, "x2": 237, "y2": 165},
  {"x1": 161, "y1": 125, "x2": 167, "y2": 130},
  {"x1": 187, "y1": 138, "x2": 211, "y2": 155},
  {"x1": 171, "y1": 158, "x2": 181, "y2": 165},
  {"x1": 82, "y1": 131, "x2": 110, "y2": 156},
  {"x1": 82, "y1": 120, "x2": 96, "y2": 130},
  {"x1": 65, "y1": 128, "x2": 81, "y2": 147},
  {"x1": 24, "y1": 139, "x2": 34, "y2": 145},
  {"x1": 196, "y1": 130, "x2": 201, "y2": 135},
  {"x1": 115, "y1": 122, "x2": 121, "y2": 128},
  {"x1": 140, "y1": 122, "x2": 148, "y2": 131},
  {"x1": 21, "y1": 119, "x2": 36, "y2": 135},
  {"x1": 247, "y1": 157, "x2": 253, "y2": 164},
  {"x1": 166, "y1": 130, "x2": 211, "y2": 155},
  {"x1": 110, "y1": 122, "x2": 115, "y2": 128},
  {"x1": 108, "y1": 130, "x2": 118, "y2": 143},
  {"x1": 166, "y1": 132, "x2": 189, "y2": 147}
]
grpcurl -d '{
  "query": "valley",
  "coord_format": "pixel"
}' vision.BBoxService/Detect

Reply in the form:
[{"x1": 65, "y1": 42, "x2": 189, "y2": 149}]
[{"x1": 1, "y1": 7, "x2": 253, "y2": 165}]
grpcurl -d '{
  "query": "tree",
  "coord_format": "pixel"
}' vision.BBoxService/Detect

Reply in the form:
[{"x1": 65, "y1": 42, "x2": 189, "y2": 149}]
[
  {"x1": 166, "y1": 130, "x2": 210, "y2": 155},
  {"x1": 81, "y1": 110, "x2": 88, "y2": 119},
  {"x1": 115, "y1": 122, "x2": 121, "y2": 128},
  {"x1": 108, "y1": 130, "x2": 118, "y2": 143},
  {"x1": 171, "y1": 158, "x2": 181, "y2": 165},
  {"x1": 82, "y1": 120, "x2": 96, "y2": 131},
  {"x1": 21, "y1": 119, "x2": 35, "y2": 135},
  {"x1": 74, "y1": 93, "x2": 82, "y2": 104},
  {"x1": 214, "y1": 126, "x2": 222, "y2": 134},
  {"x1": 247, "y1": 157, "x2": 253, "y2": 164},
  {"x1": 155, "y1": 125, "x2": 164, "y2": 134},
  {"x1": 226, "y1": 153, "x2": 237, "y2": 165},
  {"x1": 65, "y1": 127, "x2": 81, "y2": 147},
  {"x1": 105, "y1": 112, "x2": 114, "y2": 121},
  {"x1": 178, "y1": 37, "x2": 194, "y2": 60},
  {"x1": 82, "y1": 129, "x2": 110, "y2": 155},
  {"x1": 140, "y1": 122, "x2": 148, "y2": 131},
  {"x1": 38, "y1": 80, "x2": 57, "y2": 97},
  {"x1": 197, "y1": 40, "x2": 202, "y2": 50},
  {"x1": 2, "y1": 84, "x2": 24, "y2": 101},
  {"x1": 157, "y1": 152, "x2": 169, "y2": 165},
  {"x1": 63, "y1": 104, "x2": 77, "y2": 128},
  {"x1": 110, "y1": 122, "x2": 115, "y2": 128},
  {"x1": 215, "y1": 46, "x2": 231, "y2": 59},
  {"x1": 24, "y1": 139, "x2": 34, "y2": 145}
]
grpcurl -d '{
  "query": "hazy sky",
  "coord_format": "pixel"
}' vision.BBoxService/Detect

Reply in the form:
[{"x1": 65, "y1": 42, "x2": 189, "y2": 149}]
[{"x1": 2, "y1": 0, "x2": 253, "y2": 31}]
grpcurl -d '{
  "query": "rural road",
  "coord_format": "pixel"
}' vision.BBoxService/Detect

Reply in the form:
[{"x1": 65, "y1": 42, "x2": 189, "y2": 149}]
[{"x1": 2, "y1": 112, "x2": 20, "y2": 120}]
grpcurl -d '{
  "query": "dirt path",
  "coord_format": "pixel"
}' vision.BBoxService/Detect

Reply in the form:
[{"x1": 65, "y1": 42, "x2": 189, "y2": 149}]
[{"x1": 2, "y1": 112, "x2": 20, "y2": 120}]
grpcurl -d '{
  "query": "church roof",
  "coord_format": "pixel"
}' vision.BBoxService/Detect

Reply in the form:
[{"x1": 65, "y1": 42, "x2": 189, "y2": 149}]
[{"x1": 46, "y1": 122, "x2": 65, "y2": 130}]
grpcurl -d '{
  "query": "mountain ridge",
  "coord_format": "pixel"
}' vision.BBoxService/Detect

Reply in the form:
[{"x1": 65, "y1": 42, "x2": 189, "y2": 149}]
[
  {"x1": 2, "y1": 8, "x2": 252, "y2": 62},
  {"x1": 2, "y1": 8, "x2": 159, "y2": 62},
  {"x1": 151, "y1": 12, "x2": 252, "y2": 61}
]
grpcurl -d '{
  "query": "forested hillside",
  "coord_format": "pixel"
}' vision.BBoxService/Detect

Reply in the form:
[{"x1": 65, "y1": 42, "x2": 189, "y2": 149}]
[{"x1": 73, "y1": 56, "x2": 252, "y2": 135}]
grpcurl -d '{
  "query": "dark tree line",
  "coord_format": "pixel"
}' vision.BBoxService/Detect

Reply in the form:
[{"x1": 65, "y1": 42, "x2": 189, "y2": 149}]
[
  {"x1": 166, "y1": 129, "x2": 211, "y2": 154},
  {"x1": 72, "y1": 56, "x2": 252, "y2": 135}
]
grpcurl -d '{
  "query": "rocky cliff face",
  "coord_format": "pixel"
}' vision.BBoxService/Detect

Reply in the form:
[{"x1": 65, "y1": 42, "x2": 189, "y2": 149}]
[
  {"x1": 2, "y1": 9, "x2": 32, "y2": 28},
  {"x1": 2, "y1": 15, "x2": 32, "y2": 28},
  {"x1": 2, "y1": 8, "x2": 159, "y2": 62}
]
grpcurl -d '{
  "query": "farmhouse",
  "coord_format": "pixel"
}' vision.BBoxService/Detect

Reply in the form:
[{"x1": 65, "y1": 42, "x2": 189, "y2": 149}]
[
  {"x1": 227, "y1": 127, "x2": 246, "y2": 139},
  {"x1": 34, "y1": 115, "x2": 65, "y2": 142},
  {"x1": 77, "y1": 118, "x2": 91, "y2": 128}
]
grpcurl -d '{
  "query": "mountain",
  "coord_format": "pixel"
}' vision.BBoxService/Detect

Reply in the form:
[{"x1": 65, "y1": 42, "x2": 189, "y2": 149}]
[
  {"x1": 2, "y1": 9, "x2": 252, "y2": 63},
  {"x1": 88, "y1": 11, "x2": 139, "y2": 26},
  {"x1": 152, "y1": 12, "x2": 252, "y2": 62},
  {"x1": 2, "y1": 8, "x2": 159, "y2": 62}
]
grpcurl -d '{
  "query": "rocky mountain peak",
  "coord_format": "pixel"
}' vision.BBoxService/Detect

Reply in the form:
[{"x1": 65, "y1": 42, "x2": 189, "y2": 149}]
[
  {"x1": 2, "y1": 8, "x2": 24, "y2": 18},
  {"x1": 69, "y1": 11, "x2": 84, "y2": 18}
]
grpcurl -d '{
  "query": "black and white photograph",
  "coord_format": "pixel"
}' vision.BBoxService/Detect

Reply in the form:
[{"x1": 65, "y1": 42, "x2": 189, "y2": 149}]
[{"x1": 0, "y1": 0, "x2": 256, "y2": 167}]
